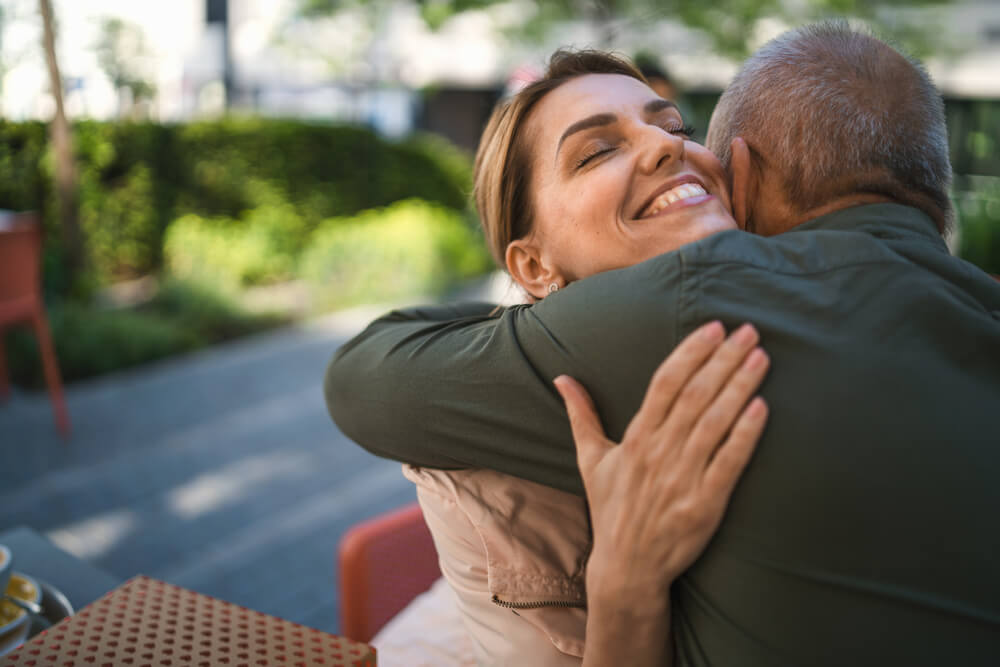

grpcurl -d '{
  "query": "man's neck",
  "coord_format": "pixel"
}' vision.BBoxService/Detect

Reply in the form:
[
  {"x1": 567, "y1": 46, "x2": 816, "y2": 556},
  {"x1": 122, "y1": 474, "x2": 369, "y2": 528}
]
[{"x1": 759, "y1": 193, "x2": 896, "y2": 236}]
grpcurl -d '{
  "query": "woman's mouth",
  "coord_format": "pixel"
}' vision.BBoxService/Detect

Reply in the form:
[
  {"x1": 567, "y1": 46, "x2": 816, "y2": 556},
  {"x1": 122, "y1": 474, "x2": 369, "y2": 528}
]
[{"x1": 639, "y1": 183, "x2": 710, "y2": 219}]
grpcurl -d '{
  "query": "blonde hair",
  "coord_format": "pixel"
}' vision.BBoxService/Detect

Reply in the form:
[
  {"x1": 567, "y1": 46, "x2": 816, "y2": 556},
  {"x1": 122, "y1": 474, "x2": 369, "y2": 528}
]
[{"x1": 473, "y1": 50, "x2": 646, "y2": 268}]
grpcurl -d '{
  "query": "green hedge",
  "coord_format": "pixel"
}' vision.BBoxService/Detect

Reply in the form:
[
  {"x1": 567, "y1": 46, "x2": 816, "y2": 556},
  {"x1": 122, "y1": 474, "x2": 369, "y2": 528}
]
[
  {"x1": 0, "y1": 119, "x2": 473, "y2": 292},
  {"x1": 299, "y1": 199, "x2": 492, "y2": 309},
  {"x1": 164, "y1": 198, "x2": 492, "y2": 307},
  {"x1": 8, "y1": 199, "x2": 491, "y2": 387},
  {"x1": 955, "y1": 175, "x2": 1000, "y2": 275},
  {"x1": 164, "y1": 205, "x2": 306, "y2": 287},
  {"x1": 0, "y1": 119, "x2": 487, "y2": 387}
]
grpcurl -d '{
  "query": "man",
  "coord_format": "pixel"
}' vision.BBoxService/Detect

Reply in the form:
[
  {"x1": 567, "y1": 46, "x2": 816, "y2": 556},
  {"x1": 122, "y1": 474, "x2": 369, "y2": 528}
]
[{"x1": 326, "y1": 23, "x2": 1000, "y2": 665}]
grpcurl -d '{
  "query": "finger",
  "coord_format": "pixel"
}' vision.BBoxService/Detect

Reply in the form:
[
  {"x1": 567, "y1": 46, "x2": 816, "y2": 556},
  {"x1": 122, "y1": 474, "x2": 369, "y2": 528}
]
[
  {"x1": 553, "y1": 375, "x2": 614, "y2": 475},
  {"x1": 701, "y1": 397, "x2": 768, "y2": 503},
  {"x1": 685, "y1": 347, "x2": 770, "y2": 465},
  {"x1": 623, "y1": 321, "x2": 726, "y2": 442},
  {"x1": 662, "y1": 323, "x2": 760, "y2": 443}
]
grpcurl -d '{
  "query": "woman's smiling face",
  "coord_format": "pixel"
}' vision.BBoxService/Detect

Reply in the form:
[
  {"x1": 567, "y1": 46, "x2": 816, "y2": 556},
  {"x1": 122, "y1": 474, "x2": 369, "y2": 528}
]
[{"x1": 515, "y1": 73, "x2": 736, "y2": 289}]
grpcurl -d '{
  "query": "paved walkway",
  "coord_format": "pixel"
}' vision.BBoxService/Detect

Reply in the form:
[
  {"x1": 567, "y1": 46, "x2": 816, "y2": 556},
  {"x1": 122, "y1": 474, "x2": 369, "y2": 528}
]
[{"x1": 0, "y1": 304, "x2": 425, "y2": 635}]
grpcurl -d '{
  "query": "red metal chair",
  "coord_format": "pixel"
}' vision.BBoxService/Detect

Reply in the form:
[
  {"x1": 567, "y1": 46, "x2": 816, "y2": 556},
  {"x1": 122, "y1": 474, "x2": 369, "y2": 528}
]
[
  {"x1": 338, "y1": 502, "x2": 441, "y2": 643},
  {"x1": 0, "y1": 211, "x2": 70, "y2": 437}
]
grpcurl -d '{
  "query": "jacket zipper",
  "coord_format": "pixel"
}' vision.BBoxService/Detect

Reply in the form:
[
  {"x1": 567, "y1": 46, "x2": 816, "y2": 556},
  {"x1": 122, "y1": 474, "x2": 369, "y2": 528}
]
[{"x1": 491, "y1": 594, "x2": 586, "y2": 610}]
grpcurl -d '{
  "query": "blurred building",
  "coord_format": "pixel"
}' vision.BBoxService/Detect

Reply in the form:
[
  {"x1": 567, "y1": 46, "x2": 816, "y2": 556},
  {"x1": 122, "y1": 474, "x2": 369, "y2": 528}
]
[
  {"x1": 0, "y1": 0, "x2": 513, "y2": 132},
  {"x1": 0, "y1": 0, "x2": 998, "y2": 144}
]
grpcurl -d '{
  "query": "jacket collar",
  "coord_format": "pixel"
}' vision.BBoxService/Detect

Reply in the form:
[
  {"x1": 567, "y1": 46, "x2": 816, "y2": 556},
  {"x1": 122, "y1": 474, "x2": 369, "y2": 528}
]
[{"x1": 787, "y1": 203, "x2": 948, "y2": 251}]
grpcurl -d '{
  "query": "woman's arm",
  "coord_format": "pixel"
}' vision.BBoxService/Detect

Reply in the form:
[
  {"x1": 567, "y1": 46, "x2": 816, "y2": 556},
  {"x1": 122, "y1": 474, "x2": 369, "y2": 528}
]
[
  {"x1": 554, "y1": 321, "x2": 770, "y2": 666},
  {"x1": 325, "y1": 253, "x2": 688, "y2": 496}
]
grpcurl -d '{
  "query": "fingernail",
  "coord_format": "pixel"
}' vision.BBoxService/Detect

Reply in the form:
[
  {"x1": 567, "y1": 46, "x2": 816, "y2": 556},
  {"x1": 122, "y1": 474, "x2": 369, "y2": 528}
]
[
  {"x1": 701, "y1": 321, "x2": 725, "y2": 341},
  {"x1": 745, "y1": 348, "x2": 768, "y2": 370},
  {"x1": 748, "y1": 397, "x2": 767, "y2": 417},
  {"x1": 734, "y1": 323, "x2": 757, "y2": 344}
]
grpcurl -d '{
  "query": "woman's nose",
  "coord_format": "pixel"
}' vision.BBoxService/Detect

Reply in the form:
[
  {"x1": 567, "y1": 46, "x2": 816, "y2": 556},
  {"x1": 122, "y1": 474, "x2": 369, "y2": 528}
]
[{"x1": 636, "y1": 125, "x2": 685, "y2": 174}]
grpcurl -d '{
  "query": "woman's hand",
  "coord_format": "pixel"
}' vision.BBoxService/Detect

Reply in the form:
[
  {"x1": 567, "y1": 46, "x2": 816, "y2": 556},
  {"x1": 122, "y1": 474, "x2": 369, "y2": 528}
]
[{"x1": 553, "y1": 321, "x2": 769, "y2": 666}]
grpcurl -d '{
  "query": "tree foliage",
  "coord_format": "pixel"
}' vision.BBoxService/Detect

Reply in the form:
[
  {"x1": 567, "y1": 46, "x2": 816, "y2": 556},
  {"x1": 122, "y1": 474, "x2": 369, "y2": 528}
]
[
  {"x1": 299, "y1": 0, "x2": 956, "y2": 59},
  {"x1": 94, "y1": 17, "x2": 157, "y2": 118}
]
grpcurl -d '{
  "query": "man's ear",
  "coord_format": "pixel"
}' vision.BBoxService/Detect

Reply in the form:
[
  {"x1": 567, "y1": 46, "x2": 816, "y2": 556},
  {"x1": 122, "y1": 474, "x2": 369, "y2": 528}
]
[
  {"x1": 729, "y1": 137, "x2": 752, "y2": 230},
  {"x1": 506, "y1": 238, "x2": 562, "y2": 300}
]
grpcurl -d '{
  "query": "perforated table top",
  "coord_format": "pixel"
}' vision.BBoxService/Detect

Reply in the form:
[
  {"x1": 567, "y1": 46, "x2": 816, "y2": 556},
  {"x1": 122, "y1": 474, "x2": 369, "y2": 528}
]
[{"x1": 3, "y1": 575, "x2": 376, "y2": 667}]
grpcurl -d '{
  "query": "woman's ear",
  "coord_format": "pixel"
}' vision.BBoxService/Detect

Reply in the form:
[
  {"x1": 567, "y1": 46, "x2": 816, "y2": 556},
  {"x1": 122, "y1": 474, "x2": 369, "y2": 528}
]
[
  {"x1": 506, "y1": 239, "x2": 562, "y2": 300},
  {"x1": 729, "y1": 137, "x2": 752, "y2": 230}
]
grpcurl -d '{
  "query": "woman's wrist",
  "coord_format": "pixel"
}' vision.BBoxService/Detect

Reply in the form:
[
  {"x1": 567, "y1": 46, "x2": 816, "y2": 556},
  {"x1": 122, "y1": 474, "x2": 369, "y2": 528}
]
[
  {"x1": 583, "y1": 574, "x2": 673, "y2": 667},
  {"x1": 588, "y1": 539, "x2": 678, "y2": 588},
  {"x1": 586, "y1": 548, "x2": 672, "y2": 619}
]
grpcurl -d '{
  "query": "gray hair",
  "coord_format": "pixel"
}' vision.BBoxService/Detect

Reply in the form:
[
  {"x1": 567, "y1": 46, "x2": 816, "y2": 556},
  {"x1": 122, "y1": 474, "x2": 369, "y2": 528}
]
[{"x1": 706, "y1": 21, "x2": 953, "y2": 233}]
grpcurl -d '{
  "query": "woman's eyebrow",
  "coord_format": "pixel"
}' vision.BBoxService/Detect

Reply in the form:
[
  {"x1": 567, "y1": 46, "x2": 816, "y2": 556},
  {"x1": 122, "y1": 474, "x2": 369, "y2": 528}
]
[
  {"x1": 644, "y1": 98, "x2": 678, "y2": 115},
  {"x1": 557, "y1": 113, "x2": 616, "y2": 153}
]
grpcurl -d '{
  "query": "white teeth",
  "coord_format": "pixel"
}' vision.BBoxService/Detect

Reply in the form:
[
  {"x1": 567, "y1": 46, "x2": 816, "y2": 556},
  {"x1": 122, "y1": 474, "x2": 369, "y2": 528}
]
[{"x1": 643, "y1": 183, "x2": 707, "y2": 218}]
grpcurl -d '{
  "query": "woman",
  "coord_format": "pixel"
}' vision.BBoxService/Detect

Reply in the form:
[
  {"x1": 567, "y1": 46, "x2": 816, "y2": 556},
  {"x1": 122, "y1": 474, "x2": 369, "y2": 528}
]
[{"x1": 329, "y1": 50, "x2": 768, "y2": 666}]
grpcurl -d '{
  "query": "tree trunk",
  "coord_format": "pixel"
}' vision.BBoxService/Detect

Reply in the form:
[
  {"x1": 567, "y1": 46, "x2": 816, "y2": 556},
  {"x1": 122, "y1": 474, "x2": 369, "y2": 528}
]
[{"x1": 39, "y1": 0, "x2": 82, "y2": 279}]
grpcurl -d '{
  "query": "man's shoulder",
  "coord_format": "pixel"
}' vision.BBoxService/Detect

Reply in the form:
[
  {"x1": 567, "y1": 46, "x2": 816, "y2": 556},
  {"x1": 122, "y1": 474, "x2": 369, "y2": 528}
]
[
  {"x1": 679, "y1": 203, "x2": 960, "y2": 279},
  {"x1": 681, "y1": 225, "x2": 906, "y2": 278}
]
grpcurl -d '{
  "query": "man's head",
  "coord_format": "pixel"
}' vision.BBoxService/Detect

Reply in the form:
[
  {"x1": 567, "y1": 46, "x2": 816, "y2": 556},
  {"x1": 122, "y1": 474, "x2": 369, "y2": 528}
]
[{"x1": 706, "y1": 21, "x2": 953, "y2": 236}]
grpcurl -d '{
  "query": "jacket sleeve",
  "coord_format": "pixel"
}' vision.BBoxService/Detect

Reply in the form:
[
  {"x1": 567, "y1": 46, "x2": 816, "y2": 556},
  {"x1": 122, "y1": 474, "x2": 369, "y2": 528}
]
[{"x1": 324, "y1": 255, "x2": 686, "y2": 496}]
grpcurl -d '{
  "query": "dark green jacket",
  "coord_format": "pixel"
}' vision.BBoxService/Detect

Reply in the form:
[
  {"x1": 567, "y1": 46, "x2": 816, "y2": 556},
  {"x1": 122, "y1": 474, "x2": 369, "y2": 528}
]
[{"x1": 326, "y1": 204, "x2": 1000, "y2": 666}]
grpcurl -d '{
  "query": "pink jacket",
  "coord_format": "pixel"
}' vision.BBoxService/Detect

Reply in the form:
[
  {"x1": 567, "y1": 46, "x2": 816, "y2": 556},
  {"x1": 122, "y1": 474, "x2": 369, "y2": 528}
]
[{"x1": 403, "y1": 465, "x2": 590, "y2": 665}]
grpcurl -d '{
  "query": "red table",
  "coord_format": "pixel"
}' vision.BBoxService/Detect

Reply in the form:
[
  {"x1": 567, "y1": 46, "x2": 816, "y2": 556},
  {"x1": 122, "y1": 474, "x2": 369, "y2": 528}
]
[{"x1": 3, "y1": 576, "x2": 376, "y2": 666}]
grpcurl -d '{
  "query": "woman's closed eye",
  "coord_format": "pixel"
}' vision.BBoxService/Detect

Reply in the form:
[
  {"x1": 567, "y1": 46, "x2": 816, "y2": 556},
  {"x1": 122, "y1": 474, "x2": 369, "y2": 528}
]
[
  {"x1": 666, "y1": 124, "x2": 697, "y2": 138},
  {"x1": 573, "y1": 123, "x2": 696, "y2": 170},
  {"x1": 575, "y1": 143, "x2": 617, "y2": 170}
]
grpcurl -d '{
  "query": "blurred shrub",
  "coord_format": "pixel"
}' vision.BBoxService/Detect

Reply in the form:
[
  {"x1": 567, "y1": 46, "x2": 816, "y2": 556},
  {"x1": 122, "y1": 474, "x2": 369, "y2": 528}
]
[
  {"x1": 300, "y1": 198, "x2": 492, "y2": 308},
  {"x1": 143, "y1": 277, "x2": 286, "y2": 340},
  {"x1": 0, "y1": 121, "x2": 69, "y2": 296},
  {"x1": 174, "y1": 119, "x2": 470, "y2": 222},
  {"x1": 80, "y1": 164, "x2": 158, "y2": 279},
  {"x1": 955, "y1": 175, "x2": 1000, "y2": 275},
  {"x1": 0, "y1": 122, "x2": 49, "y2": 211},
  {"x1": 72, "y1": 121, "x2": 179, "y2": 286},
  {"x1": 947, "y1": 99, "x2": 1000, "y2": 179},
  {"x1": 164, "y1": 203, "x2": 307, "y2": 287},
  {"x1": 0, "y1": 119, "x2": 481, "y2": 387},
  {"x1": 0, "y1": 119, "x2": 474, "y2": 293},
  {"x1": 401, "y1": 133, "x2": 474, "y2": 195},
  {"x1": 6, "y1": 278, "x2": 286, "y2": 388}
]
